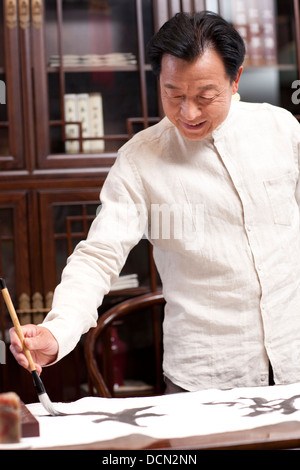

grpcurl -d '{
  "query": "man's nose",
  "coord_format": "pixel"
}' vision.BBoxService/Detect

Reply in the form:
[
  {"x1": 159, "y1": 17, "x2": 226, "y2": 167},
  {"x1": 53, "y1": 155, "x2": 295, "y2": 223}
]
[{"x1": 180, "y1": 99, "x2": 202, "y2": 120}]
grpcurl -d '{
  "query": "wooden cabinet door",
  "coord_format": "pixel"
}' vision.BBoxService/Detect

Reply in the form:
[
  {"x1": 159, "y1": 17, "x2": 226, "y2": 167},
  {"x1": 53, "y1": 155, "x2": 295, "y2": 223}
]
[
  {"x1": 38, "y1": 186, "x2": 157, "y2": 298},
  {"x1": 31, "y1": 0, "x2": 159, "y2": 170},
  {"x1": 0, "y1": 1, "x2": 26, "y2": 170},
  {"x1": 0, "y1": 191, "x2": 30, "y2": 336},
  {"x1": 38, "y1": 188, "x2": 101, "y2": 294}
]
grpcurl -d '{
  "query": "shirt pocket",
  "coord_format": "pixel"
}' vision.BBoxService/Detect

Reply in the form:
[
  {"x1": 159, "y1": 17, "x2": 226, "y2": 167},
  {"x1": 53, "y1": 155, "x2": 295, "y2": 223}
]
[{"x1": 263, "y1": 173, "x2": 297, "y2": 226}]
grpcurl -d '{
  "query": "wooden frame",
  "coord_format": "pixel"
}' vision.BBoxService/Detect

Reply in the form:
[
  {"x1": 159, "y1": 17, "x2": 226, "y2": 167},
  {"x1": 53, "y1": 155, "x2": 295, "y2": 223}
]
[{"x1": 85, "y1": 291, "x2": 165, "y2": 398}]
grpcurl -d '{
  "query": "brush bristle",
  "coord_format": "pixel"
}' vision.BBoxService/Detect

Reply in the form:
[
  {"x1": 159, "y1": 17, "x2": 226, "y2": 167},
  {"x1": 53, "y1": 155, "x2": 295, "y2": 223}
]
[{"x1": 39, "y1": 393, "x2": 63, "y2": 416}]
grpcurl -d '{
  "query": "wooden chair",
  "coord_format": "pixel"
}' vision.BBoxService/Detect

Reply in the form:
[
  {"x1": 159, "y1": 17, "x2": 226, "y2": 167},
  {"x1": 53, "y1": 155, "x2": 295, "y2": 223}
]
[{"x1": 84, "y1": 291, "x2": 166, "y2": 398}]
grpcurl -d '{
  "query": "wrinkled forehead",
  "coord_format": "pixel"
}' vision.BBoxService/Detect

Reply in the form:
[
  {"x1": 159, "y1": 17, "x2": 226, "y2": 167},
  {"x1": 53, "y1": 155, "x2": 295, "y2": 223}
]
[{"x1": 160, "y1": 52, "x2": 230, "y2": 92}]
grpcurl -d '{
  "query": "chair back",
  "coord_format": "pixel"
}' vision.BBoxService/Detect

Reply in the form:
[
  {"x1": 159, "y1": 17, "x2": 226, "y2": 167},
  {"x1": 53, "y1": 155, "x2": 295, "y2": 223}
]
[{"x1": 84, "y1": 291, "x2": 166, "y2": 397}]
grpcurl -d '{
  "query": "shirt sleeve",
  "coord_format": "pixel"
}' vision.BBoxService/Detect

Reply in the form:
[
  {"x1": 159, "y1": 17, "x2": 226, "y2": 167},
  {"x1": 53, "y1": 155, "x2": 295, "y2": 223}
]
[
  {"x1": 41, "y1": 151, "x2": 148, "y2": 362},
  {"x1": 294, "y1": 123, "x2": 300, "y2": 208}
]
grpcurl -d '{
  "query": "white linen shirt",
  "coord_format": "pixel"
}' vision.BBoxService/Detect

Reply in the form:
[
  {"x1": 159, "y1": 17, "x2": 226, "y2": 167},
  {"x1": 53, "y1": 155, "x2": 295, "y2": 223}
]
[{"x1": 44, "y1": 101, "x2": 300, "y2": 391}]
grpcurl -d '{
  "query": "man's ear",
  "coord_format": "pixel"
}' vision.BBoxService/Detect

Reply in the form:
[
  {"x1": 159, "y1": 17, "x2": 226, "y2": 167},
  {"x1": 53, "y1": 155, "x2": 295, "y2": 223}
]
[{"x1": 232, "y1": 66, "x2": 243, "y2": 95}]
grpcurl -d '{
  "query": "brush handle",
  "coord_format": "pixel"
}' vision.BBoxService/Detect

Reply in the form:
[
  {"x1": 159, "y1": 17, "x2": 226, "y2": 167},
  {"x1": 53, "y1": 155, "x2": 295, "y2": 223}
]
[{"x1": 0, "y1": 279, "x2": 36, "y2": 372}]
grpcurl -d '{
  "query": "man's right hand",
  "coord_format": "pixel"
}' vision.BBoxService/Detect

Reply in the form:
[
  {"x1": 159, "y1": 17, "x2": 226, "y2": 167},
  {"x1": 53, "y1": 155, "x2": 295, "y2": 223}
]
[{"x1": 9, "y1": 324, "x2": 59, "y2": 374}]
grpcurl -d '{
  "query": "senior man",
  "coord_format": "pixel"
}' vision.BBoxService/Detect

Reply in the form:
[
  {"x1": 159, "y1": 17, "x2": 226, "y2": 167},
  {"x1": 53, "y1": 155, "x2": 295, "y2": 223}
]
[{"x1": 10, "y1": 11, "x2": 300, "y2": 393}]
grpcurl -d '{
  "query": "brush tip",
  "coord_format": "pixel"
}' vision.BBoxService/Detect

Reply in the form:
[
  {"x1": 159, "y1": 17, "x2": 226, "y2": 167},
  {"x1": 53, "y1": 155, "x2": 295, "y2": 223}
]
[{"x1": 0, "y1": 278, "x2": 6, "y2": 290}]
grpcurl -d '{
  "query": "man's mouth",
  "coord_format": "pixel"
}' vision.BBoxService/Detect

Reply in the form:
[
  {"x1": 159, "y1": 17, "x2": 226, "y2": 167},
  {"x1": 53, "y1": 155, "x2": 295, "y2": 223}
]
[{"x1": 181, "y1": 121, "x2": 206, "y2": 130}]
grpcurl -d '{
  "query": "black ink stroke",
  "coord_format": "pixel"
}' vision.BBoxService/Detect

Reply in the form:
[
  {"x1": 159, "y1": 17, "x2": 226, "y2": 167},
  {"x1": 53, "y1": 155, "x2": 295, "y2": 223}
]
[
  {"x1": 203, "y1": 394, "x2": 300, "y2": 417},
  {"x1": 44, "y1": 405, "x2": 165, "y2": 427},
  {"x1": 91, "y1": 406, "x2": 165, "y2": 426}
]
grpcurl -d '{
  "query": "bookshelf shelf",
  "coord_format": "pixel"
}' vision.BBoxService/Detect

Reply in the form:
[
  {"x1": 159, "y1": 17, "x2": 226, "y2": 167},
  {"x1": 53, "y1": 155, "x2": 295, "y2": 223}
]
[
  {"x1": 245, "y1": 64, "x2": 297, "y2": 71},
  {"x1": 47, "y1": 64, "x2": 153, "y2": 73}
]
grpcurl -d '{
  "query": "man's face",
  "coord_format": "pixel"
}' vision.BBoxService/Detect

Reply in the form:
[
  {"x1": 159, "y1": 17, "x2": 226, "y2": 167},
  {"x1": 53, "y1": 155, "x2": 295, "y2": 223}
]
[{"x1": 159, "y1": 49, "x2": 243, "y2": 141}]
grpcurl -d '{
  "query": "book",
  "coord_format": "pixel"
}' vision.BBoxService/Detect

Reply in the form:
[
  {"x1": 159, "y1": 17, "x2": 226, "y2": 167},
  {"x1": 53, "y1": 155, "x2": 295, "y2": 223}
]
[
  {"x1": 231, "y1": 0, "x2": 277, "y2": 66},
  {"x1": 49, "y1": 53, "x2": 137, "y2": 68},
  {"x1": 64, "y1": 94, "x2": 79, "y2": 154},
  {"x1": 231, "y1": 0, "x2": 251, "y2": 66},
  {"x1": 110, "y1": 274, "x2": 139, "y2": 291},
  {"x1": 64, "y1": 93, "x2": 105, "y2": 154},
  {"x1": 246, "y1": 0, "x2": 265, "y2": 66},
  {"x1": 77, "y1": 94, "x2": 91, "y2": 153},
  {"x1": 89, "y1": 93, "x2": 105, "y2": 153},
  {"x1": 260, "y1": 0, "x2": 277, "y2": 65}
]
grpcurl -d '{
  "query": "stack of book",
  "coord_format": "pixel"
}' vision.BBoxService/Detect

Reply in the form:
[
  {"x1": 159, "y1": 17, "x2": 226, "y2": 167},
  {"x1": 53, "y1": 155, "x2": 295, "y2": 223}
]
[
  {"x1": 110, "y1": 274, "x2": 139, "y2": 292},
  {"x1": 64, "y1": 93, "x2": 104, "y2": 154},
  {"x1": 49, "y1": 53, "x2": 137, "y2": 68},
  {"x1": 231, "y1": 0, "x2": 277, "y2": 66}
]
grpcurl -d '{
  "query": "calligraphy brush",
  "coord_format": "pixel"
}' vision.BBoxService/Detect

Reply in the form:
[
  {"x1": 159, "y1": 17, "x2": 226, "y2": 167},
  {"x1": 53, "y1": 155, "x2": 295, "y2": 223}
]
[{"x1": 0, "y1": 278, "x2": 63, "y2": 416}]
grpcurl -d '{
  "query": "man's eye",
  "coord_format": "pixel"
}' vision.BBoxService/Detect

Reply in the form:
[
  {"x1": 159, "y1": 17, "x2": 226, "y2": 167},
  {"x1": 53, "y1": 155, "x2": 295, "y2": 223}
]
[{"x1": 199, "y1": 95, "x2": 214, "y2": 101}]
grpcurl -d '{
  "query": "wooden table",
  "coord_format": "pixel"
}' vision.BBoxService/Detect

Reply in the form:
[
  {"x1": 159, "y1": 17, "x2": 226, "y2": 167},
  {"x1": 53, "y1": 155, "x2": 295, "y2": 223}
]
[
  {"x1": 22, "y1": 382, "x2": 300, "y2": 451},
  {"x1": 34, "y1": 421, "x2": 300, "y2": 450}
]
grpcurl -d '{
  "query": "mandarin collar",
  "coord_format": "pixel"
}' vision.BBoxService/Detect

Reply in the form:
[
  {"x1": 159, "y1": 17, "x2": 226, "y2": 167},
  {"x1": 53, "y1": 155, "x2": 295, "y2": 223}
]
[{"x1": 211, "y1": 101, "x2": 237, "y2": 141}]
